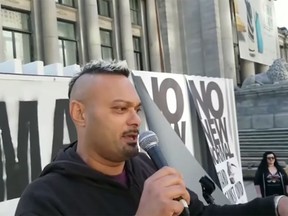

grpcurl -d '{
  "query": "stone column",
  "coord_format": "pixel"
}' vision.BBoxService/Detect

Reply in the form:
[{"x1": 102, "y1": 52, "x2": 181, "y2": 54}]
[
  {"x1": 255, "y1": 63, "x2": 268, "y2": 74},
  {"x1": 240, "y1": 59, "x2": 255, "y2": 81},
  {"x1": 31, "y1": 0, "x2": 43, "y2": 60},
  {"x1": 178, "y1": 0, "x2": 203, "y2": 75},
  {"x1": 199, "y1": 0, "x2": 225, "y2": 78},
  {"x1": 0, "y1": 1, "x2": 5, "y2": 61},
  {"x1": 146, "y1": 0, "x2": 161, "y2": 72},
  {"x1": 179, "y1": 0, "x2": 226, "y2": 77},
  {"x1": 119, "y1": 0, "x2": 135, "y2": 69},
  {"x1": 111, "y1": 0, "x2": 120, "y2": 60},
  {"x1": 157, "y1": 0, "x2": 183, "y2": 73},
  {"x1": 219, "y1": 0, "x2": 237, "y2": 85},
  {"x1": 84, "y1": 0, "x2": 101, "y2": 61},
  {"x1": 40, "y1": 0, "x2": 60, "y2": 64}
]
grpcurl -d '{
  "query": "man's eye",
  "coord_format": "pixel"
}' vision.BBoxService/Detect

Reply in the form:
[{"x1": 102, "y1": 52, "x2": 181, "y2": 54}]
[
  {"x1": 136, "y1": 107, "x2": 142, "y2": 113},
  {"x1": 114, "y1": 107, "x2": 127, "y2": 112}
]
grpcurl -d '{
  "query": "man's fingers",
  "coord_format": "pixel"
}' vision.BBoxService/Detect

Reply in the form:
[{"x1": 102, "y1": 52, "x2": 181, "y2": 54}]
[
  {"x1": 145, "y1": 167, "x2": 184, "y2": 188},
  {"x1": 147, "y1": 166, "x2": 182, "y2": 181},
  {"x1": 144, "y1": 166, "x2": 190, "y2": 203},
  {"x1": 169, "y1": 200, "x2": 185, "y2": 216},
  {"x1": 164, "y1": 185, "x2": 191, "y2": 205},
  {"x1": 140, "y1": 166, "x2": 190, "y2": 216},
  {"x1": 153, "y1": 173, "x2": 185, "y2": 188}
]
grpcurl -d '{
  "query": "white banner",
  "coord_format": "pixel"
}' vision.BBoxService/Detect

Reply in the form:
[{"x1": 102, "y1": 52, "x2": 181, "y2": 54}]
[
  {"x1": 186, "y1": 75, "x2": 247, "y2": 204},
  {"x1": 0, "y1": 72, "x2": 247, "y2": 214},
  {"x1": 0, "y1": 74, "x2": 74, "y2": 216},
  {"x1": 235, "y1": 0, "x2": 277, "y2": 65}
]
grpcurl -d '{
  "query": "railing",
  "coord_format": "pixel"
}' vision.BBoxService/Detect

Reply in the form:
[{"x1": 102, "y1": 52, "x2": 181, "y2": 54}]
[{"x1": 0, "y1": 59, "x2": 80, "y2": 76}]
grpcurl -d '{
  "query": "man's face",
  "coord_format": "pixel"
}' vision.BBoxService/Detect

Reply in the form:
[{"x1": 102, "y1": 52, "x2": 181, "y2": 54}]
[{"x1": 83, "y1": 74, "x2": 142, "y2": 162}]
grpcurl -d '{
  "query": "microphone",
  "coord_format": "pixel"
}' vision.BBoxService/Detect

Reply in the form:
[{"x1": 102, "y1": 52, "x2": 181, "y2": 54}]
[{"x1": 139, "y1": 130, "x2": 190, "y2": 216}]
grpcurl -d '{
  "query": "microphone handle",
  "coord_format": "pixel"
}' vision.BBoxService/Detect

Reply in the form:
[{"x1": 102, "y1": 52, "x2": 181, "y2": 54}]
[
  {"x1": 146, "y1": 146, "x2": 168, "y2": 169},
  {"x1": 147, "y1": 146, "x2": 190, "y2": 216}
]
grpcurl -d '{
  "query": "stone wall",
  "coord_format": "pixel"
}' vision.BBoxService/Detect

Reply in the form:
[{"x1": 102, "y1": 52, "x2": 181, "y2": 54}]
[
  {"x1": 235, "y1": 84, "x2": 288, "y2": 130},
  {"x1": 235, "y1": 84, "x2": 288, "y2": 179}
]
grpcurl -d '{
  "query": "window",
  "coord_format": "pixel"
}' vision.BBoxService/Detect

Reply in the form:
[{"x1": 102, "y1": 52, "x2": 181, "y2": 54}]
[
  {"x1": 97, "y1": 0, "x2": 111, "y2": 17},
  {"x1": 1, "y1": 8, "x2": 32, "y2": 63},
  {"x1": 133, "y1": 36, "x2": 143, "y2": 70},
  {"x1": 55, "y1": 0, "x2": 75, "y2": 7},
  {"x1": 130, "y1": 0, "x2": 140, "y2": 25},
  {"x1": 57, "y1": 21, "x2": 78, "y2": 66},
  {"x1": 100, "y1": 29, "x2": 113, "y2": 60}
]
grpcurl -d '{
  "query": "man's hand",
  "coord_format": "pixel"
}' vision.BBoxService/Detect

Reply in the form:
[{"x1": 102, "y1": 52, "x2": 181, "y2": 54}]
[
  {"x1": 277, "y1": 196, "x2": 288, "y2": 216},
  {"x1": 135, "y1": 166, "x2": 190, "y2": 216}
]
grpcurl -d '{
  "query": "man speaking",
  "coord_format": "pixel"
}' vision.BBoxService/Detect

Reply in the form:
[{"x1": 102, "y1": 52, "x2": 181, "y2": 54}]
[{"x1": 16, "y1": 60, "x2": 288, "y2": 215}]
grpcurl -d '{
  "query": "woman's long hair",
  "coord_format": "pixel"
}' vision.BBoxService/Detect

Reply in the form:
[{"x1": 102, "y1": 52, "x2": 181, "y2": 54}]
[{"x1": 256, "y1": 151, "x2": 284, "y2": 173}]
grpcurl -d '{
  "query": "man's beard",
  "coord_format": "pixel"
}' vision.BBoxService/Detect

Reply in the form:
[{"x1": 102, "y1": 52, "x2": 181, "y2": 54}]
[{"x1": 123, "y1": 143, "x2": 139, "y2": 159}]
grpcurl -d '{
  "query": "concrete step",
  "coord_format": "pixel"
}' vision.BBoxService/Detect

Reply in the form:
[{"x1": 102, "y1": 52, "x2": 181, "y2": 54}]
[
  {"x1": 239, "y1": 131, "x2": 288, "y2": 135},
  {"x1": 242, "y1": 160, "x2": 287, "y2": 168},
  {"x1": 240, "y1": 147, "x2": 288, "y2": 150},
  {"x1": 241, "y1": 152, "x2": 288, "y2": 158},
  {"x1": 241, "y1": 157, "x2": 263, "y2": 160},
  {"x1": 239, "y1": 135, "x2": 288, "y2": 139},
  {"x1": 240, "y1": 146, "x2": 288, "y2": 149},
  {"x1": 241, "y1": 156, "x2": 288, "y2": 161},
  {"x1": 240, "y1": 137, "x2": 288, "y2": 141},
  {"x1": 240, "y1": 139, "x2": 287, "y2": 143},
  {"x1": 240, "y1": 141, "x2": 288, "y2": 148},
  {"x1": 239, "y1": 137, "x2": 288, "y2": 141},
  {"x1": 242, "y1": 168, "x2": 258, "y2": 180},
  {"x1": 241, "y1": 149, "x2": 288, "y2": 152},
  {"x1": 239, "y1": 132, "x2": 288, "y2": 137},
  {"x1": 239, "y1": 128, "x2": 288, "y2": 133}
]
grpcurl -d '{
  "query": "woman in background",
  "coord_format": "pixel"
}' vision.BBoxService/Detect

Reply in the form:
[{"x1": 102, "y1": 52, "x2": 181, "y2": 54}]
[{"x1": 254, "y1": 151, "x2": 288, "y2": 197}]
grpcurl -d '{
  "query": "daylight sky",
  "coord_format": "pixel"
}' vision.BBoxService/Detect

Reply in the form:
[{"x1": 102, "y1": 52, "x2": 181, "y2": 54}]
[{"x1": 274, "y1": 0, "x2": 288, "y2": 28}]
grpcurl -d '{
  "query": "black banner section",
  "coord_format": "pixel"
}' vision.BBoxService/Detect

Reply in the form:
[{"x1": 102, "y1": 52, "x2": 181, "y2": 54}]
[
  {"x1": 17, "y1": 101, "x2": 41, "y2": 198},
  {"x1": 51, "y1": 99, "x2": 77, "y2": 160},
  {"x1": 0, "y1": 101, "x2": 14, "y2": 201},
  {"x1": 0, "y1": 101, "x2": 41, "y2": 200},
  {"x1": 0, "y1": 99, "x2": 77, "y2": 202}
]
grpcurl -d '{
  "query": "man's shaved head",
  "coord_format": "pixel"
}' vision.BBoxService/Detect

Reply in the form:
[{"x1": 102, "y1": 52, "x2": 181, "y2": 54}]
[{"x1": 68, "y1": 60, "x2": 130, "y2": 100}]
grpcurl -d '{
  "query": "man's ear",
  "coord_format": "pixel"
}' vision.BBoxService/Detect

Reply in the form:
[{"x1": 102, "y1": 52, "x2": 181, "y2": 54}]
[{"x1": 70, "y1": 100, "x2": 85, "y2": 127}]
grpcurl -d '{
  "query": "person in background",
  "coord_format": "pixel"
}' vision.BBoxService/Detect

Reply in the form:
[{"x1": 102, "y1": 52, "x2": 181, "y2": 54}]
[
  {"x1": 16, "y1": 60, "x2": 288, "y2": 216},
  {"x1": 254, "y1": 151, "x2": 288, "y2": 198}
]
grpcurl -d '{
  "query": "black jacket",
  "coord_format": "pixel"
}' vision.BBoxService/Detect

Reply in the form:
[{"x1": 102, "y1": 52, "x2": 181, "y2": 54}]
[
  {"x1": 254, "y1": 167, "x2": 288, "y2": 197},
  {"x1": 16, "y1": 143, "x2": 277, "y2": 216}
]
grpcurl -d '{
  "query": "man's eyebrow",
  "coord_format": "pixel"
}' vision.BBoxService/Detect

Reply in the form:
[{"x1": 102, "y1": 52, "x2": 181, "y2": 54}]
[
  {"x1": 136, "y1": 102, "x2": 142, "y2": 108},
  {"x1": 112, "y1": 99, "x2": 130, "y2": 104},
  {"x1": 112, "y1": 99, "x2": 142, "y2": 107}
]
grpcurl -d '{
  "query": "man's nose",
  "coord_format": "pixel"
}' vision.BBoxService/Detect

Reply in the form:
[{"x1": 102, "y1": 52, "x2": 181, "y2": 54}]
[{"x1": 127, "y1": 110, "x2": 141, "y2": 127}]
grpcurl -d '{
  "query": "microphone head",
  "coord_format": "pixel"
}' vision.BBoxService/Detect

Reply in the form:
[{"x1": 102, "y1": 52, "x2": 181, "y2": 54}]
[{"x1": 139, "y1": 130, "x2": 159, "y2": 151}]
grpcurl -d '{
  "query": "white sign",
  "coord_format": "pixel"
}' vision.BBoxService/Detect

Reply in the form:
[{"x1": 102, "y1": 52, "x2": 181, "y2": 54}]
[
  {"x1": 235, "y1": 0, "x2": 277, "y2": 65},
  {"x1": 0, "y1": 74, "x2": 74, "y2": 215},
  {"x1": 186, "y1": 75, "x2": 247, "y2": 204}
]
